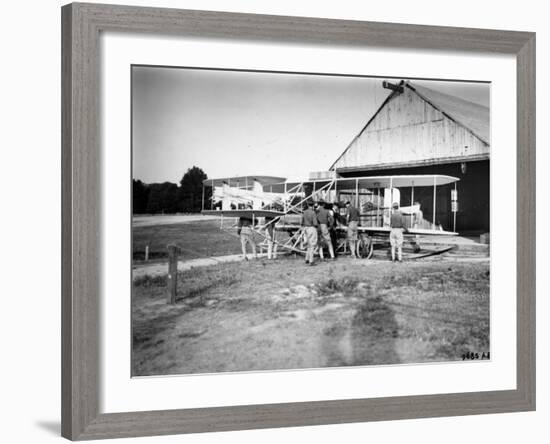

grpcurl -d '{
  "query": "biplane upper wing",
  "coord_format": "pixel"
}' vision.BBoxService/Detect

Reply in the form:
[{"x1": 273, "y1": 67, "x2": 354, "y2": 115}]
[
  {"x1": 202, "y1": 176, "x2": 286, "y2": 188},
  {"x1": 270, "y1": 174, "x2": 459, "y2": 190}
]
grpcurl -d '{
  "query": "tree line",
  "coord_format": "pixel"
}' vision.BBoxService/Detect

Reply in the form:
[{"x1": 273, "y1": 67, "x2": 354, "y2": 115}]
[{"x1": 133, "y1": 166, "x2": 211, "y2": 214}]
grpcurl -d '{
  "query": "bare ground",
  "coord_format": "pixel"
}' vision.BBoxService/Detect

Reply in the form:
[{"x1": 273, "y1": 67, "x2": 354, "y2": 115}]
[{"x1": 132, "y1": 256, "x2": 490, "y2": 376}]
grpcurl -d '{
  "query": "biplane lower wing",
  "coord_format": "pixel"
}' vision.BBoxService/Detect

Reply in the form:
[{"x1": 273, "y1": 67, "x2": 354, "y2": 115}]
[
  {"x1": 356, "y1": 226, "x2": 458, "y2": 236},
  {"x1": 275, "y1": 224, "x2": 457, "y2": 237},
  {"x1": 202, "y1": 209, "x2": 286, "y2": 218}
]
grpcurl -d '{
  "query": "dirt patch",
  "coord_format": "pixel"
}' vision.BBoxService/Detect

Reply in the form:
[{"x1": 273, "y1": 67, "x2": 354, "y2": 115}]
[{"x1": 132, "y1": 257, "x2": 490, "y2": 376}]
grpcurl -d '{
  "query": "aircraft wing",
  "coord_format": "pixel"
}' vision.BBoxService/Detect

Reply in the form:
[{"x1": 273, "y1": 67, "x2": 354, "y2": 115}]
[
  {"x1": 202, "y1": 209, "x2": 286, "y2": 218},
  {"x1": 274, "y1": 224, "x2": 457, "y2": 236},
  {"x1": 355, "y1": 226, "x2": 458, "y2": 236}
]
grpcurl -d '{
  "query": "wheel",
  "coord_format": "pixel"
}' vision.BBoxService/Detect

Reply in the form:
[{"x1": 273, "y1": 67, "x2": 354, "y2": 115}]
[{"x1": 356, "y1": 236, "x2": 374, "y2": 259}]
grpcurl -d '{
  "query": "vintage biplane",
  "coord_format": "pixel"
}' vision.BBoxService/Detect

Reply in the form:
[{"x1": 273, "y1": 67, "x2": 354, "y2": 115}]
[{"x1": 201, "y1": 173, "x2": 459, "y2": 259}]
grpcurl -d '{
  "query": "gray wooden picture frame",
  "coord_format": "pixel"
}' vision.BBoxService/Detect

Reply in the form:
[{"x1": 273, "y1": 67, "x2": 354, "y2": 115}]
[{"x1": 61, "y1": 2, "x2": 536, "y2": 440}]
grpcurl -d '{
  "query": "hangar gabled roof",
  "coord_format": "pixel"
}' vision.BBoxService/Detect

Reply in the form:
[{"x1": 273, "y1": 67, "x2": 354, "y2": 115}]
[
  {"x1": 409, "y1": 83, "x2": 490, "y2": 145},
  {"x1": 330, "y1": 81, "x2": 490, "y2": 171}
]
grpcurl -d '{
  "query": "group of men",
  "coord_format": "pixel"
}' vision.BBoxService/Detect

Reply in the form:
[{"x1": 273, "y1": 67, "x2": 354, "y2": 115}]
[
  {"x1": 301, "y1": 200, "x2": 373, "y2": 265},
  {"x1": 300, "y1": 201, "x2": 337, "y2": 265},
  {"x1": 238, "y1": 200, "x2": 409, "y2": 264}
]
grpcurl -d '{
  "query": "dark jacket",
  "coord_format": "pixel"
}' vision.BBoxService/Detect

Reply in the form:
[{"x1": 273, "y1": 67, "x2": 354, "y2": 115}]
[
  {"x1": 301, "y1": 208, "x2": 319, "y2": 227},
  {"x1": 316, "y1": 207, "x2": 330, "y2": 225},
  {"x1": 237, "y1": 216, "x2": 254, "y2": 235},
  {"x1": 346, "y1": 206, "x2": 360, "y2": 223},
  {"x1": 390, "y1": 211, "x2": 406, "y2": 229}
]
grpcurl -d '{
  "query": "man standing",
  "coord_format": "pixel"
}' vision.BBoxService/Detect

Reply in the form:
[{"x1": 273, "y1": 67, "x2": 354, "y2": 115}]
[
  {"x1": 330, "y1": 203, "x2": 342, "y2": 255},
  {"x1": 390, "y1": 202, "x2": 406, "y2": 262},
  {"x1": 411, "y1": 201, "x2": 423, "y2": 253},
  {"x1": 413, "y1": 201, "x2": 424, "y2": 229},
  {"x1": 345, "y1": 201, "x2": 360, "y2": 258},
  {"x1": 237, "y1": 212, "x2": 257, "y2": 261},
  {"x1": 301, "y1": 201, "x2": 319, "y2": 265},
  {"x1": 264, "y1": 216, "x2": 279, "y2": 260},
  {"x1": 316, "y1": 201, "x2": 335, "y2": 260}
]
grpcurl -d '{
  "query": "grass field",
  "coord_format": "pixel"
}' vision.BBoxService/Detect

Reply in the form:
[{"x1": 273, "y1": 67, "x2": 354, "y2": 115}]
[
  {"x1": 133, "y1": 219, "x2": 244, "y2": 261},
  {"x1": 132, "y1": 256, "x2": 490, "y2": 376}
]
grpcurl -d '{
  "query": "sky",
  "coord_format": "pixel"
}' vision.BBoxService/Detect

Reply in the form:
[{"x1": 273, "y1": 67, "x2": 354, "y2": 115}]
[{"x1": 132, "y1": 66, "x2": 489, "y2": 184}]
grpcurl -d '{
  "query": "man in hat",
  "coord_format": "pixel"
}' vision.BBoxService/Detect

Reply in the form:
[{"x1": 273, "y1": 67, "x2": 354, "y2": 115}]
[
  {"x1": 237, "y1": 205, "x2": 257, "y2": 261},
  {"x1": 264, "y1": 215, "x2": 279, "y2": 260},
  {"x1": 345, "y1": 201, "x2": 360, "y2": 258},
  {"x1": 390, "y1": 202, "x2": 407, "y2": 262},
  {"x1": 411, "y1": 200, "x2": 423, "y2": 253},
  {"x1": 412, "y1": 201, "x2": 424, "y2": 229},
  {"x1": 329, "y1": 202, "x2": 343, "y2": 255},
  {"x1": 301, "y1": 201, "x2": 319, "y2": 265},
  {"x1": 315, "y1": 201, "x2": 335, "y2": 260}
]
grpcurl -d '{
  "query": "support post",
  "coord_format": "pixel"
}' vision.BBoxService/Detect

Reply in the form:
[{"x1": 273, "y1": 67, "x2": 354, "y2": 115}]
[
  {"x1": 453, "y1": 207, "x2": 457, "y2": 233},
  {"x1": 284, "y1": 182, "x2": 287, "y2": 218},
  {"x1": 145, "y1": 245, "x2": 149, "y2": 262},
  {"x1": 376, "y1": 184, "x2": 380, "y2": 227},
  {"x1": 453, "y1": 182, "x2": 457, "y2": 233},
  {"x1": 167, "y1": 244, "x2": 178, "y2": 304},
  {"x1": 201, "y1": 185, "x2": 205, "y2": 211},
  {"x1": 432, "y1": 176, "x2": 437, "y2": 228},
  {"x1": 389, "y1": 177, "x2": 393, "y2": 227},
  {"x1": 355, "y1": 178, "x2": 359, "y2": 207}
]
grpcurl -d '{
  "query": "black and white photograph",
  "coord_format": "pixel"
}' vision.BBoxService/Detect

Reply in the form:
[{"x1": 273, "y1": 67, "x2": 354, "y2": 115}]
[{"x1": 131, "y1": 66, "x2": 491, "y2": 377}]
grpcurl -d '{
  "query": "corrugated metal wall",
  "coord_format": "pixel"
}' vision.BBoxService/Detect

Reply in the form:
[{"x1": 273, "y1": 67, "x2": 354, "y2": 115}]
[{"x1": 333, "y1": 88, "x2": 489, "y2": 170}]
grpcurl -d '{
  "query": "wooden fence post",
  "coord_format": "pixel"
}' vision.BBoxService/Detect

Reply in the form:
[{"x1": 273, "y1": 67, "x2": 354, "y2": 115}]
[{"x1": 167, "y1": 244, "x2": 178, "y2": 304}]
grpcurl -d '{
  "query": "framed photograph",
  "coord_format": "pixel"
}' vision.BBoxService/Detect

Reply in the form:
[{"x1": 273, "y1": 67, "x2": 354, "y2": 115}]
[{"x1": 62, "y1": 2, "x2": 535, "y2": 440}]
